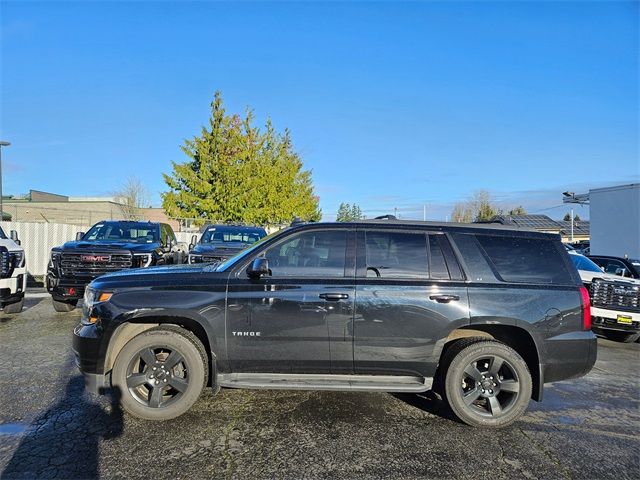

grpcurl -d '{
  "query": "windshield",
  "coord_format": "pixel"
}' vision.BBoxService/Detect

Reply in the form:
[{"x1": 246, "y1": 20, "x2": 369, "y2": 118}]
[
  {"x1": 82, "y1": 222, "x2": 160, "y2": 243},
  {"x1": 0, "y1": 227, "x2": 6, "y2": 239},
  {"x1": 570, "y1": 254, "x2": 603, "y2": 273},
  {"x1": 201, "y1": 226, "x2": 266, "y2": 245},
  {"x1": 214, "y1": 230, "x2": 282, "y2": 271}
]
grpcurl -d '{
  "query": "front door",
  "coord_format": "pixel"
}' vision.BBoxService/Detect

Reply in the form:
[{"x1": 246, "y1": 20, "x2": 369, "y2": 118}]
[
  {"x1": 354, "y1": 229, "x2": 470, "y2": 377},
  {"x1": 226, "y1": 228, "x2": 355, "y2": 373}
]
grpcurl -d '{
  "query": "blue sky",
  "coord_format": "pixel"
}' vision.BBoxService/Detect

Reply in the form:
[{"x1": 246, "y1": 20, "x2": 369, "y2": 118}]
[{"x1": 1, "y1": 0, "x2": 638, "y2": 221}]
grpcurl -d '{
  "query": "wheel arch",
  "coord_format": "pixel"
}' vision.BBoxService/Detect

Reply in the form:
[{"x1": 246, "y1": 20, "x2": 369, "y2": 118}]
[
  {"x1": 104, "y1": 316, "x2": 217, "y2": 387},
  {"x1": 437, "y1": 324, "x2": 543, "y2": 401}
]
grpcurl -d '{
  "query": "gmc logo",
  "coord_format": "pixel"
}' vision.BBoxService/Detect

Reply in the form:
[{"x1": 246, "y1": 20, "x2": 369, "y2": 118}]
[{"x1": 81, "y1": 255, "x2": 110, "y2": 263}]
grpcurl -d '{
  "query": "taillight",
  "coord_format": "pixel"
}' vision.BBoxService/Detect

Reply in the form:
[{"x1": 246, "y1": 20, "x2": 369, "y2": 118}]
[{"x1": 579, "y1": 286, "x2": 591, "y2": 331}]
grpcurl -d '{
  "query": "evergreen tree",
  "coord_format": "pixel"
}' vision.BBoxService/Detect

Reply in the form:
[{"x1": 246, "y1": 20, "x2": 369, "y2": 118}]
[
  {"x1": 336, "y1": 202, "x2": 365, "y2": 222},
  {"x1": 162, "y1": 92, "x2": 321, "y2": 225}
]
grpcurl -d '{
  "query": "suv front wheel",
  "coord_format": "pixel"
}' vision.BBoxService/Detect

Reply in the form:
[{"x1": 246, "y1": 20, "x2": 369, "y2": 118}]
[
  {"x1": 112, "y1": 327, "x2": 208, "y2": 420},
  {"x1": 442, "y1": 339, "x2": 532, "y2": 428}
]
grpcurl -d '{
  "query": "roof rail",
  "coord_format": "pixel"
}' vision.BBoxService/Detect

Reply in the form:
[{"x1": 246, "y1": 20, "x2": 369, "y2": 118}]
[{"x1": 374, "y1": 214, "x2": 397, "y2": 220}]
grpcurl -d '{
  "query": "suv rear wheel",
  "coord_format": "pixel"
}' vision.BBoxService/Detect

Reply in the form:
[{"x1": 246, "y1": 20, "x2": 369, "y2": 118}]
[
  {"x1": 112, "y1": 327, "x2": 208, "y2": 421},
  {"x1": 442, "y1": 339, "x2": 532, "y2": 428},
  {"x1": 52, "y1": 298, "x2": 77, "y2": 312}
]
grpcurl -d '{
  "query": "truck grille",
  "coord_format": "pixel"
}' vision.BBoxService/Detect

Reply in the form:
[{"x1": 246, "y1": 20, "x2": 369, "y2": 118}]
[
  {"x1": 590, "y1": 279, "x2": 640, "y2": 312},
  {"x1": 0, "y1": 247, "x2": 11, "y2": 279},
  {"x1": 60, "y1": 252, "x2": 133, "y2": 277}
]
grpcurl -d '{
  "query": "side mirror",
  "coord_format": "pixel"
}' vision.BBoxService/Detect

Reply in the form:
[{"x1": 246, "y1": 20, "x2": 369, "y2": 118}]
[
  {"x1": 189, "y1": 235, "x2": 198, "y2": 250},
  {"x1": 9, "y1": 230, "x2": 20, "y2": 245},
  {"x1": 167, "y1": 238, "x2": 175, "y2": 250},
  {"x1": 76, "y1": 232, "x2": 85, "y2": 241},
  {"x1": 247, "y1": 257, "x2": 271, "y2": 278}
]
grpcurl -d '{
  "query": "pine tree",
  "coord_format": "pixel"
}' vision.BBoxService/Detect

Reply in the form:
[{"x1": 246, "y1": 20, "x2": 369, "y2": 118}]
[{"x1": 162, "y1": 92, "x2": 321, "y2": 225}]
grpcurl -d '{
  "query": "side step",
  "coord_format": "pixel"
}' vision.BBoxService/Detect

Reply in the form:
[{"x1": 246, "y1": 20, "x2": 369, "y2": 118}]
[{"x1": 217, "y1": 373, "x2": 432, "y2": 393}]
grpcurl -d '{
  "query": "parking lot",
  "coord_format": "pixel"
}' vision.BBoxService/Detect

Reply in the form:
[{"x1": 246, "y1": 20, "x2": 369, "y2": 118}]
[{"x1": 0, "y1": 291, "x2": 638, "y2": 480}]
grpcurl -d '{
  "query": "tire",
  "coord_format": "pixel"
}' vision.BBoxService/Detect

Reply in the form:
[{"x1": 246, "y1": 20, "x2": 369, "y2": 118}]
[
  {"x1": 112, "y1": 327, "x2": 208, "y2": 421},
  {"x1": 52, "y1": 298, "x2": 77, "y2": 312},
  {"x1": 603, "y1": 330, "x2": 640, "y2": 343},
  {"x1": 442, "y1": 339, "x2": 532, "y2": 428},
  {"x1": 3, "y1": 297, "x2": 24, "y2": 314}
]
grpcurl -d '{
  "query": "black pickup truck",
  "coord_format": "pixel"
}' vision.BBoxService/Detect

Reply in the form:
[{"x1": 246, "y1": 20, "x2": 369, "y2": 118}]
[
  {"x1": 73, "y1": 219, "x2": 596, "y2": 428},
  {"x1": 47, "y1": 220, "x2": 184, "y2": 312},
  {"x1": 188, "y1": 224, "x2": 267, "y2": 264}
]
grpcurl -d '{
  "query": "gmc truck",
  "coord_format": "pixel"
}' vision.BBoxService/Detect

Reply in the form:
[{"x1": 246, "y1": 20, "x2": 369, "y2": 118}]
[
  {"x1": 0, "y1": 227, "x2": 26, "y2": 314},
  {"x1": 73, "y1": 220, "x2": 596, "y2": 428},
  {"x1": 47, "y1": 220, "x2": 185, "y2": 312}
]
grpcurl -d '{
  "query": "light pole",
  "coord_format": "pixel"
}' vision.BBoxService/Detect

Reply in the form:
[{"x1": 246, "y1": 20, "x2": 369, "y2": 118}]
[{"x1": 0, "y1": 141, "x2": 10, "y2": 222}]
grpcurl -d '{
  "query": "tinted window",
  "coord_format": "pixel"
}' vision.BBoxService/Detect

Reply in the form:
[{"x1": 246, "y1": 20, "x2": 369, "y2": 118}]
[
  {"x1": 264, "y1": 230, "x2": 347, "y2": 277},
  {"x1": 476, "y1": 235, "x2": 572, "y2": 284},
  {"x1": 428, "y1": 234, "x2": 464, "y2": 280},
  {"x1": 570, "y1": 254, "x2": 602, "y2": 273},
  {"x1": 0, "y1": 227, "x2": 6, "y2": 239},
  {"x1": 83, "y1": 222, "x2": 159, "y2": 243},
  {"x1": 365, "y1": 231, "x2": 428, "y2": 279},
  {"x1": 201, "y1": 226, "x2": 266, "y2": 244}
]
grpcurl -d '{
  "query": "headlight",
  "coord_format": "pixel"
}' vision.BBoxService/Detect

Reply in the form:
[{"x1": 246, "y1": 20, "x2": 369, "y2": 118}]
[
  {"x1": 50, "y1": 251, "x2": 61, "y2": 267},
  {"x1": 82, "y1": 288, "x2": 113, "y2": 325},
  {"x1": 188, "y1": 254, "x2": 203, "y2": 264},
  {"x1": 10, "y1": 251, "x2": 25, "y2": 268},
  {"x1": 133, "y1": 253, "x2": 153, "y2": 268}
]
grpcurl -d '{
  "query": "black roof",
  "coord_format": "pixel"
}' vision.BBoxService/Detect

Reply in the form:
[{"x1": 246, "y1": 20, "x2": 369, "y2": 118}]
[{"x1": 286, "y1": 218, "x2": 560, "y2": 238}]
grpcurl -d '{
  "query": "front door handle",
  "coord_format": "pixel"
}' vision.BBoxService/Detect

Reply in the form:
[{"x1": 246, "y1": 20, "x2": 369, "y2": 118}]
[
  {"x1": 429, "y1": 294, "x2": 460, "y2": 303},
  {"x1": 319, "y1": 293, "x2": 349, "y2": 301}
]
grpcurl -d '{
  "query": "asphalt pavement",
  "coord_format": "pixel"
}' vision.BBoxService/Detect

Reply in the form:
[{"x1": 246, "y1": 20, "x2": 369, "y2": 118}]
[{"x1": 0, "y1": 291, "x2": 638, "y2": 479}]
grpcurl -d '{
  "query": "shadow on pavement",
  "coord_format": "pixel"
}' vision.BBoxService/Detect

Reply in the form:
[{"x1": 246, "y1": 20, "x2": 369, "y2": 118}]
[
  {"x1": 1, "y1": 376, "x2": 123, "y2": 480},
  {"x1": 392, "y1": 390, "x2": 464, "y2": 424}
]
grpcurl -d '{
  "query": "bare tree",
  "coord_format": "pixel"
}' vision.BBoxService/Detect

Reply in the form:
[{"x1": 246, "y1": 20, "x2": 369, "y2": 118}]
[
  {"x1": 114, "y1": 177, "x2": 150, "y2": 220},
  {"x1": 450, "y1": 190, "x2": 501, "y2": 223}
]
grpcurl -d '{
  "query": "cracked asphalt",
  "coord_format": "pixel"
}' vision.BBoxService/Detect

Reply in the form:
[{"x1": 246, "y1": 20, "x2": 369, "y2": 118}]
[{"x1": 0, "y1": 292, "x2": 639, "y2": 479}]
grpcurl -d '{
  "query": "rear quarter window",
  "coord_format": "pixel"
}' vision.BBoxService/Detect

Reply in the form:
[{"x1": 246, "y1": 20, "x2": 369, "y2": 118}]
[{"x1": 475, "y1": 235, "x2": 572, "y2": 285}]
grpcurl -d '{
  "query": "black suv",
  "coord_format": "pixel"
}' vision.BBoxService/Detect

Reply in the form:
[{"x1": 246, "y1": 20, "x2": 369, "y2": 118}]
[
  {"x1": 188, "y1": 224, "x2": 267, "y2": 264},
  {"x1": 73, "y1": 220, "x2": 596, "y2": 428},
  {"x1": 48, "y1": 220, "x2": 184, "y2": 312}
]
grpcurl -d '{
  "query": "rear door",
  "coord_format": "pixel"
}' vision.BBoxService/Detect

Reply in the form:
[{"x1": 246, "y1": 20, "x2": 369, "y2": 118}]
[{"x1": 354, "y1": 229, "x2": 469, "y2": 377}]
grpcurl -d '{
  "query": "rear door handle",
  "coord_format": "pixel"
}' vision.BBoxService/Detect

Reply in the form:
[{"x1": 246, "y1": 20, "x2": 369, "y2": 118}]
[
  {"x1": 429, "y1": 294, "x2": 460, "y2": 303},
  {"x1": 319, "y1": 293, "x2": 349, "y2": 301}
]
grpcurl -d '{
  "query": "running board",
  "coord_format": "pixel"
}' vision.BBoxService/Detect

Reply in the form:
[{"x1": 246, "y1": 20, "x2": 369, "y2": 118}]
[{"x1": 217, "y1": 373, "x2": 432, "y2": 393}]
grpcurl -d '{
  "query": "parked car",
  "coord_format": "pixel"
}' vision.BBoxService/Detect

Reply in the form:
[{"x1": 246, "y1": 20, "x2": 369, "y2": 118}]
[
  {"x1": 568, "y1": 251, "x2": 640, "y2": 343},
  {"x1": 0, "y1": 227, "x2": 26, "y2": 314},
  {"x1": 47, "y1": 220, "x2": 186, "y2": 312},
  {"x1": 188, "y1": 224, "x2": 267, "y2": 264},
  {"x1": 588, "y1": 255, "x2": 640, "y2": 280},
  {"x1": 74, "y1": 220, "x2": 596, "y2": 428}
]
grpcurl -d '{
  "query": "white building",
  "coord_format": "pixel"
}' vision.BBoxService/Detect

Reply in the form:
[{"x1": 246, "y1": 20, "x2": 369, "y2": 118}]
[{"x1": 589, "y1": 183, "x2": 639, "y2": 258}]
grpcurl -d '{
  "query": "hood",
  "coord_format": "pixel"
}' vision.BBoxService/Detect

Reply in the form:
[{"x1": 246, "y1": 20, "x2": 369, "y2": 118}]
[
  {"x1": 90, "y1": 263, "x2": 226, "y2": 290},
  {"x1": 0, "y1": 238, "x2": 23, "y2": 253},
  {"x1": 191, "y1": 243, "x2": 247, "y2": 254},
  {"x1": 578, "y1": 269, "x2": 640, "y2": 285},
  {"x1": 59, "y1": 240, "x2": 160, "y2": 253}
]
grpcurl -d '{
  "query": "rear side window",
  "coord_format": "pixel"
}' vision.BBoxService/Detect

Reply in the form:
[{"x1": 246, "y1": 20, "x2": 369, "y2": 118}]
[
  {"x1": 365, "y1": 231, "x2": 428, "y2": 279},
  {"x1": 476, "y1": 235, "x2": 572, "y2": 284},
  {"x1": 429, "y1": 235, "x2": 464, "y2": 280}
]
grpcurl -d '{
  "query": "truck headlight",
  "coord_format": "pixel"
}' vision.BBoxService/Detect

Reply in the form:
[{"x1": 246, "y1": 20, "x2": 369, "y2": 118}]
[
  {"x1": 50, "y1": 251, "x2": 61, "y2": 268},
  {"x1": 10, "y1": 251, "x2": 25, "y2": 268},
  {"x1": 188, "y1": 254, "x2": 203, "y2": 264},
  {"x1": 133, "y1": 253, "x2": 153, "y2": 268}
]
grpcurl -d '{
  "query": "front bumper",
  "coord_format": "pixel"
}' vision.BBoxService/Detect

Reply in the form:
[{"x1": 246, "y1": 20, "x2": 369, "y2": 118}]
[
  {"x1": 73, "y1": 322, "x2": 109, "y2": 395},
  {"x1": 0, "y1": 271, "x2": 26, "y2": 304},
  {"x1": 47, "y1": 274, "x2": 90, "y2": 300},
  {"x1": 591, "y1": 306, "x2": 640, "y2": 332}
]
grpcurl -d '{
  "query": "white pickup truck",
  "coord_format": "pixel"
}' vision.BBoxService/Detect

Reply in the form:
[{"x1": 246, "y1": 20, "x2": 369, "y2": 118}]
[
  {"x1": 569, "y1": 251, "x2": 640, "y2": 343},
  {"x1": 0, "y1": 227, "x2": 26, "y2": 314}
]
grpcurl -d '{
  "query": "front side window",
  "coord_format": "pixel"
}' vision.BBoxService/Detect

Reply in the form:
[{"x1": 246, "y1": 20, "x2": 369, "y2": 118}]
[
  {"x1": 263, "y1": 230, "x2": 347, "y2": 277},
  {"x1": 365, "y1": 231, "x2": 428, "y2": 279}
]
